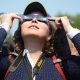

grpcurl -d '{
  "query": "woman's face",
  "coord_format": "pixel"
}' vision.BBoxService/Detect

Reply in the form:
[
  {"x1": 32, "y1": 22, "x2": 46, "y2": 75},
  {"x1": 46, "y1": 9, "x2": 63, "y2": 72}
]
[{"x1": 21, "y1": 13, "x2": 50, "y2": 41}]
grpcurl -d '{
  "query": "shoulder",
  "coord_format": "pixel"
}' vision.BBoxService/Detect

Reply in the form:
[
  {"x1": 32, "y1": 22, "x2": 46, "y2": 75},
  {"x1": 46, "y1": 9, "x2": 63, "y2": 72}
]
[
  {"x1": 72, "y1": 33, "x2": 80, "y2": 41},
  {"x1": 0, "y1": 27, "x2": 7, "y2": 35}
]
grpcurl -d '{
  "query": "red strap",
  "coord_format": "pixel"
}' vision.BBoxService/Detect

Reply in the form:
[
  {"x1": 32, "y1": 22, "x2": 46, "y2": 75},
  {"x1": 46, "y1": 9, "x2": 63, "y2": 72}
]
[
  {"x1": 52, "y1": 55, "x2": 66, "y2": 80},
  {"x1": 4, "y1": 54, "x2": 66, "y2": 80},
  {"x1": 4, "y1": 53, "x2": 15, "y2": 80}
]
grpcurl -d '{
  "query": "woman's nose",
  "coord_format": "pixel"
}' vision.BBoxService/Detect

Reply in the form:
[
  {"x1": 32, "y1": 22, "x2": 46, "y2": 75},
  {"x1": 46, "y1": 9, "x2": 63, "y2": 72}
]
[{"x1": 31, "y1": 18, "x2": 38, "y2": 23}]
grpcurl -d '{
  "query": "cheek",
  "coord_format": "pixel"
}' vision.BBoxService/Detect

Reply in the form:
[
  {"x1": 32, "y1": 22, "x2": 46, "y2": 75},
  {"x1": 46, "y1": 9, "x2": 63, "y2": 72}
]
[
  {"x1": 21, "y1": 22, "x2": 29, "y2": 32},
  {"x1": 21, "y1": 22, "x2": 28, "y2": 28},
  {"x1": 20, "y1": 26, "x2": 25, "y2": 35},
  {"x1": 40, "y1": 23, "x2": 50, "y2": 37},
  {"x1": 20, "y1": 23, "x2": 27, "y2": 36}
]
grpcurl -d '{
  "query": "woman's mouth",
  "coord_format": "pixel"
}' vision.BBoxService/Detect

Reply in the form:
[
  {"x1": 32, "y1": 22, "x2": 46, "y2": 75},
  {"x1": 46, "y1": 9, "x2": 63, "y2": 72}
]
[{"x1": 28, "y1": 25, "x2": 39, "y2": 29}]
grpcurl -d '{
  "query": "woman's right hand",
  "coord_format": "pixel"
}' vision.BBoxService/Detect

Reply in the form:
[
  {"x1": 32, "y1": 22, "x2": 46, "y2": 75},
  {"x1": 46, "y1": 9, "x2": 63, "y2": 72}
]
[{"x1": 1, "y1": 13, "x2": 21, "y2": 29}]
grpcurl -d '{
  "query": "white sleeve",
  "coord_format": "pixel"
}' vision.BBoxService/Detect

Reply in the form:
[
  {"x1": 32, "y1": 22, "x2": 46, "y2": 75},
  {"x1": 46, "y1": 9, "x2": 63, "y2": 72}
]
[
  {"x1": 0, "y1": 24, "x2": 10, "y2": 33},
  {"x1": 67, "y1": 28, "x2": 80, "y2": 39}
]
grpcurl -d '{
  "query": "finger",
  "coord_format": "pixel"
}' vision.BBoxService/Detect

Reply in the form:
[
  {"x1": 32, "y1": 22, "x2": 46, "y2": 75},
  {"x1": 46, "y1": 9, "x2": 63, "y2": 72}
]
[
  {"x1": 12, "y1": 13, "x2": 21, "y2": 20},
  {"x1": 55, "y1": 20, "x2": 62, "y2": 27},
  {"x1": 48, "y1": 17, "x2": 55, "y2": 21},
  {"x1": 48, "y1": 17, "x2": 61, "y2": 21},
  {"x1": 4, "y1": 13, "x2": 22, "y2": 20}
]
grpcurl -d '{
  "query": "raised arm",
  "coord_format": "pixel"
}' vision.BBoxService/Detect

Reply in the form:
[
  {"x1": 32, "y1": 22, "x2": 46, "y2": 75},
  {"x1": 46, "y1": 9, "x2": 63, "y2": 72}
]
[
  {"x1": 49, "y1": 16, "x2": 80, "y2": 55},
  {"x1": 0, "y1": 13, "x2": 21, "y2": 48}
]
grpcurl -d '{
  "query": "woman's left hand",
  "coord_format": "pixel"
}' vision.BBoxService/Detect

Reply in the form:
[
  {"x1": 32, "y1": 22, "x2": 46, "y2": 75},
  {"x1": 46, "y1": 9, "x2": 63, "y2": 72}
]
[{"x1": 48, "y1": 16, "x2": 74, "y2": 33}]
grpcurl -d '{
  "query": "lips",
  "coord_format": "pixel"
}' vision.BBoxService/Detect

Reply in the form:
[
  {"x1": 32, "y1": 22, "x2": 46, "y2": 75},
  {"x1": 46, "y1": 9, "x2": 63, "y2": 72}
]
[{"x1": 28, "y1": 25, "x2": 39, "y2": 29}]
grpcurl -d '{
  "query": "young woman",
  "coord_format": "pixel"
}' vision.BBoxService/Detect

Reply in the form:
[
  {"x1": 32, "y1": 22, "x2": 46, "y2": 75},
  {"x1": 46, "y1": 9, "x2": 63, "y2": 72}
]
[{"x1": 0, "y1": 2, "x2": 80, "y2": 80}]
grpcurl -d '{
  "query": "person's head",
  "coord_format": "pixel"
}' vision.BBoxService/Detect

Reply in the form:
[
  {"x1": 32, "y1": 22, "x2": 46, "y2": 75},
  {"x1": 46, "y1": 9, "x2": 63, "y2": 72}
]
[{"x1": 12, "y1": 2, "x2": 56, "y2": 57}]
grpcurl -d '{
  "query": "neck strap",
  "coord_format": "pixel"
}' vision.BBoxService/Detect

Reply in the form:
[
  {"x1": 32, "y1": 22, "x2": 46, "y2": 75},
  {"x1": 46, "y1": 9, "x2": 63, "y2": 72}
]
[{"x1": 33, "y1": 54, "x2": 45, "y2": 77}]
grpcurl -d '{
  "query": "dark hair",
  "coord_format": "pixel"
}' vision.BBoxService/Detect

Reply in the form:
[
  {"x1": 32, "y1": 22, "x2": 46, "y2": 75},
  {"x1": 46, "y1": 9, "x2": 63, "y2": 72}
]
[{"x1": 12, "y1": 22, "x2": 24, "y2": 53}]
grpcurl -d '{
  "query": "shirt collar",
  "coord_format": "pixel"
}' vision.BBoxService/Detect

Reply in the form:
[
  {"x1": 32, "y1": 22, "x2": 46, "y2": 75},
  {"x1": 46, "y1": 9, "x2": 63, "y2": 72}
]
[{"x1": 23, "y1": 49, "x2": 35, "y2": 68}]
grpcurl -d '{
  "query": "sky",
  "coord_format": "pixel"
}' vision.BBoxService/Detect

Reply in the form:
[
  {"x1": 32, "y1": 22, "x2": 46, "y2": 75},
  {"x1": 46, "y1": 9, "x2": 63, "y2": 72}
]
[{"x1": 0, "y1": 0, "x2": 80, "y2": 34}]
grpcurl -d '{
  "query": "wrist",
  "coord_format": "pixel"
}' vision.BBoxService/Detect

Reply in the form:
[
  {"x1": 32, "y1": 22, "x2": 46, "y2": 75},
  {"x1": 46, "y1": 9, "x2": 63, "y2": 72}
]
[
  {"x1": 65, "y1": 25, "x2": 74, "y2": 33},
  {"x1": 0, "y1": 23, "x2": 10, "y2": 33},
  {"x1": 67, "y1": 28, "x2": 80, "y2": 39}
]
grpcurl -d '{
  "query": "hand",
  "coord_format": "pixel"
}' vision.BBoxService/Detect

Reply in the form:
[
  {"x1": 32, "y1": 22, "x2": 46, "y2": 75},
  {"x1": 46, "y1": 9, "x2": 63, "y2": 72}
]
[
  {"x1": 1, "y1": 13, "x2": 21, "y2": 28},
  {"x1": 48, "y1": 16, "x2": 74, "y2": 33}
]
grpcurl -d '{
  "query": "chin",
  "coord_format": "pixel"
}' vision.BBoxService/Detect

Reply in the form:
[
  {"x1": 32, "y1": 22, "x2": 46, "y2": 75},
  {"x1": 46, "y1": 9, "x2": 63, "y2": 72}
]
[{"x1": 22, "y1": 33, "x2": 45, "y2": 39}]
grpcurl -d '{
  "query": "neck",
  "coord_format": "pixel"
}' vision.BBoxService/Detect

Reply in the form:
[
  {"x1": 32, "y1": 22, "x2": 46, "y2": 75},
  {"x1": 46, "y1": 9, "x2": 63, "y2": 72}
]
[{"x1": 23, "y1": 36, "x2": 45, "y2": 64}]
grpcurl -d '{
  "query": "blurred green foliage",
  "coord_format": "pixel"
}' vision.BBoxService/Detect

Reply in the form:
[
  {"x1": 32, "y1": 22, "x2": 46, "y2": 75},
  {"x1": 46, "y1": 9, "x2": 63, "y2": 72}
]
[{"x1": 56, "y1": 13, "x2": 80, "y2": 29}]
